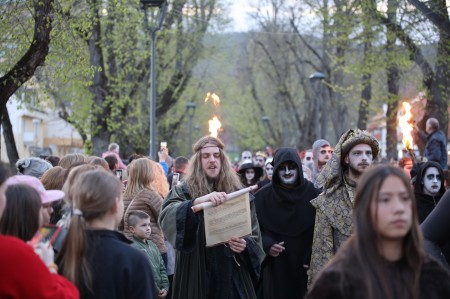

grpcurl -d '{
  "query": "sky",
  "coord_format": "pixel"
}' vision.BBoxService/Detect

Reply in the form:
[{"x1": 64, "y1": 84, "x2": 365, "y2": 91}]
[{"x1": 228, "y1": 1, "x2": 255, "y2": 32}]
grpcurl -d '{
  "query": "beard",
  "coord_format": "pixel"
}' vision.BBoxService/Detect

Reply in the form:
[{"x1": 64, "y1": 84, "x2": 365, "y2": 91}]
[{"x1": 348, "y1": 163, "x2": 364, "y2": 179}]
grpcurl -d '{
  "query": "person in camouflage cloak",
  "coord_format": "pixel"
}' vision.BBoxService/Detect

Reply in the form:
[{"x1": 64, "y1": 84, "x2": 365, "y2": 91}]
[{"x1": 308, "y1": 129, "x2": 379, "y2": 285}]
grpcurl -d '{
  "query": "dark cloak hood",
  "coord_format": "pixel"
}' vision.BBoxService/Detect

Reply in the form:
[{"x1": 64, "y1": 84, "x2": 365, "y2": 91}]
[{"x1": 254, "y1": 148, "x2": 320, "y2": 237}]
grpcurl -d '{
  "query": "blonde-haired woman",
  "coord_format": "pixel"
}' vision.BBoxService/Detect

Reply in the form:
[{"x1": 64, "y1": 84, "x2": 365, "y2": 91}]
[
  {"x1": 152, "y1": 162, "x2": 169, "y2": 198},
  {"x1": 120, "y1": 158, "x2": 167, "y2": 261}
]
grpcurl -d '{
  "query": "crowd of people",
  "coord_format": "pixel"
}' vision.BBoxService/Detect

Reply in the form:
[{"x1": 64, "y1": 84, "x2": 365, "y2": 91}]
[{"x1": 1, "y1": 117, "x2": 450, "y2": 298}]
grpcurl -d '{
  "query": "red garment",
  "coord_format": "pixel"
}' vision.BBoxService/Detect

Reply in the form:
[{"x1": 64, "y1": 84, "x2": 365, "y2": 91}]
[
  {"x1": 0, "y1": 235, "x2": 79, "y2": 299},
  {"x1": 102, "y1": 151, "x2": 127, "y2": 170}
]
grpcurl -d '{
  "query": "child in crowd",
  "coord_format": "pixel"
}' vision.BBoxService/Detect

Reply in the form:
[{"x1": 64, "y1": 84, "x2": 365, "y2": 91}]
[
  {"x1": 306, "y1": 166, "x2": 450, "y2": 299},
  {"x1": 128, "y1": 210, "x2": 169, "y2": 299}
]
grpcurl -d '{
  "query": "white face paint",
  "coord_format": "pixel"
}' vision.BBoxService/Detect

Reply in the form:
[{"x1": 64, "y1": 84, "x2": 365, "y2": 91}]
[
  {"x1": 265, "y1": 164, "x2": 274, "y2": 180},
  {"x1": 304, "y1": 152, "x2": 313, "y2": 164},
  {"x1": 241, "y1": 151, "x2": 252, "y2": 162},
  {"x1": 422, "y1": 167, "x2": 442, "y2": 196},
  {"x1": 278, "y1": 162, "x2": 298, "y2": 186},
  {"x1": 245, "y1": 169, "x2": 255, "y2": 181},
  {"x1": 345, "y1": 144, "x2": 373, "y2": 178},
  {"x1": 318, "y1": 146, "x2": 333, "y2": 167}
]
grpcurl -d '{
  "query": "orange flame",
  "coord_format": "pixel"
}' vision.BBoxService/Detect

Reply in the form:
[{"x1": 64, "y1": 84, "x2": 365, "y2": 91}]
[
  {"x1": 208, "y1": 115, "x2": 222, "y2": 138},
  {"x1": 204, "y1": 92, "x2": 220, "y2": 106},
  {"x1": 398, "y1": 102, "x2": 414, "y2": 150}
]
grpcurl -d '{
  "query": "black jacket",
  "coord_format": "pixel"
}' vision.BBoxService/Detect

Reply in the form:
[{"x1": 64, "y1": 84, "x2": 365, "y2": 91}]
[
  {"x1": 425, "y1": 130, "x2": 448, "y2": 170},
  {"x1": 59, "y1": 230, "x2": 157, "y2": 299},
  {"x1": 306, "y1": 255, "x2": 450, "y2": 299}
]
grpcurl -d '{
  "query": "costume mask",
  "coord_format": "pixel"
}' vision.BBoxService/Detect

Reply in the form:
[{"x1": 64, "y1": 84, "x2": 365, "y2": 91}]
[
  {"x1": 422, "y1": 167, "x2": 441, "y2": 196},
  {"x1": 278, "y1": 162, "x2": 298, "y2": 186}
]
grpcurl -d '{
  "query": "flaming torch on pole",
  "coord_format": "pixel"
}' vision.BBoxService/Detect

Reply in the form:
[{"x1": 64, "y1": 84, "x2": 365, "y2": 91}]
[
  {"x1": 204, "y1": 92, "x2": 222, "y2": 138},
  {"x1": 398, "y1": 102, "x2": 417, "y2": 163}
]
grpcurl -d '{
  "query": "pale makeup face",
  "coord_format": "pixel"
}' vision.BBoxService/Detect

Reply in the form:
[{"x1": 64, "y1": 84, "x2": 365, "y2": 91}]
[
  {"x1": 201, "y1": 144, "x2": 222, "y2": 180},
  {"x1": 241, "y1": 151, "x2": 252, "y2": 162},
  {"x1": 265, "y1": 164, "x2": 274, "y2": 180},
  {"x1": 278, "y1": 162, "x2": 298, "y2": 186},
  {"x1": 245, "y1": 169, "x2": 255, "y2": 181},
  {"x1": 131, "y1": 218, "x2": 151, "y2": 240},
  {"x1": 254, "y1": 156, "x2": 265, "y2": 167},
  {"x1": 422, "y1": 167, "x2": 442, "y2": 196},
  {"x1": 372, "y1": 175, "x2": 412, "y2": 242},
  {"x1": 345, "y1": 144, "x2": 373, "y2": 175},
  {"x1": 304, "y1": 152, "x2": 313, "y2": 164},
  {"x1": 318, "y1": 146, "x2": 333, "y2": 166}
]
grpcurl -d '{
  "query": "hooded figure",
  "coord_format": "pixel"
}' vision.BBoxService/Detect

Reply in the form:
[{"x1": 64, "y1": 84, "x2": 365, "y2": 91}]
[
  {"x1": 311, "y1": 139, "x2": 331, "y2": 186},
  {"x1": 413, "y1": 161, "x2": 446, "y2": 223},
  {"x1": 308, "y1": 129, "x2": 379, "y2": 285},
  {"x1": 254, "y1": 148, "x2": 320, "y2": 299}
]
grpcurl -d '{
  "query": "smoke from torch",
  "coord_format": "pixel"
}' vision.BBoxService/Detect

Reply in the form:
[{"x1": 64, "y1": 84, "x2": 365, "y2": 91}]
[{"x1": 205, "y1": 92, "x2": 222, "y2": 138}]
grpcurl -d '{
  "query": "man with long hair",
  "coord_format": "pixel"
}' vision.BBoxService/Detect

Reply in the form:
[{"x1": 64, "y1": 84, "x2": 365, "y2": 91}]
[{"x1": 159, "y1": 136, "x2": 265, "y2": 299}]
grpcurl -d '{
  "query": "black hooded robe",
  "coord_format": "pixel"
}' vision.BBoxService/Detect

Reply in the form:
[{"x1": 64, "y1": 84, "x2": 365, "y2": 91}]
[{"x1": 254, "y1": 148, "x2": 320, "y2": 299}]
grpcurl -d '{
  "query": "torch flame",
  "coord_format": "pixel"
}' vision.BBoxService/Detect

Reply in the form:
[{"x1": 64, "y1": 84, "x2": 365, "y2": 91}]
[
  {"x1": 398, "y1": 102, "x2": 414, "y2": 150},
  {"x1": 204, "y1": 92, "x2": 221, "y2": 106},
  {"x1": 208, "y1": 115, "x2": 222, "y2": 138}
]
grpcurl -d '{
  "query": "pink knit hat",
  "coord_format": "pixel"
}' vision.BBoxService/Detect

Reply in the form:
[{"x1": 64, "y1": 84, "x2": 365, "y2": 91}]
[{"x1": 5, "y1": 175, "x2": 65, "y2": 204}]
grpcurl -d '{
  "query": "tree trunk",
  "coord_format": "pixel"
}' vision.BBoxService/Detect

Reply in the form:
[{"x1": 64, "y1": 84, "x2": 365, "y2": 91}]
[
  {"x1": 0, "y1": 0, "x2": 53, "y2": 162},
  {"x1": 1, "y1": 105, "x2": 20, "y2": 164},
  {"x1": 358, "y1": 1, "x2": 375, "y2": 130},
  {"x1": 426, "y1": 29, "x2": 450, "y2": 141},
  {"x1": 87, "y1": 0, "x2": 111, "y2": 156},
  {"x1": 385, "y1": 0, "x2": 400, "y2": 160}
]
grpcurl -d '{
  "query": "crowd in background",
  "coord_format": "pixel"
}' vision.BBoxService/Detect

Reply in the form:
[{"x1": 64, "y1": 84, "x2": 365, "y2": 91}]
[{"x1": 1, "y1": 117, "x2": 450, "y2": 299}]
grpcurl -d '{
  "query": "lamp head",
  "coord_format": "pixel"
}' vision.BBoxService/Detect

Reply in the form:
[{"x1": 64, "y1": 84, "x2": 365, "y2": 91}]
[{"x1": 140, "y1": 0, "x2": 167, "y2": 7}]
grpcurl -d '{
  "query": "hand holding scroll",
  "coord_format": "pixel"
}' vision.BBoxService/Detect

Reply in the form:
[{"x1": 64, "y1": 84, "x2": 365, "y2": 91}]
[
  {"x1": 228, "y1": 237, "x2": 247, "y2": 253},
  {"x1": 193, "y1": 191, "x2": 227, "y2": 207},
  {"x1": 191, "y1": 185, "x2": 258, "y2": 213}
]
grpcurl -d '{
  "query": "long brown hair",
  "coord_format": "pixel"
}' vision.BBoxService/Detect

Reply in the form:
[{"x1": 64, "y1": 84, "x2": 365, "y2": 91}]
[
  {"x1": 151, "y1": 161, "x2": 169, "y2": 197},
  {"x1": 124, "y1": 158, "x2": 155, "y2": 197},
  {"x1": 58, "y1": 170, "x2": 122, "y2": 293},
  {"x1": 0, "y1": 184, "x2": 41, "y2": 241},
  {"x1": 330, "y1": 166, "x2": 423, "y2": 299},
  {"x1": 184, "y1": 136, "x2": 242, "y2": 199},
  {"x1": 58, "y1": 153, "x2": 88, "y2": 169}
]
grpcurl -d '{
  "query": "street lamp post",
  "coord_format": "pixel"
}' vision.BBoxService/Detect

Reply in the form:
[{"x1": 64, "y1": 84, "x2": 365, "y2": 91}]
[
  {"x1": 140, "y1": 0, "x2": 168, "y2": 159},
  {"x1": 309, "y1": 72, "x2": 326, "y2": 140},
  {"x1": 186, "y1": 102, "x2": 197, "y2": 156},
  {"x1": 261, "y1": 115, "x2": 270, "y2": 143}
]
